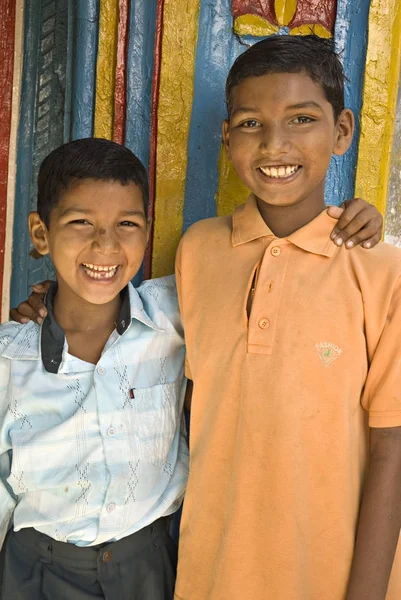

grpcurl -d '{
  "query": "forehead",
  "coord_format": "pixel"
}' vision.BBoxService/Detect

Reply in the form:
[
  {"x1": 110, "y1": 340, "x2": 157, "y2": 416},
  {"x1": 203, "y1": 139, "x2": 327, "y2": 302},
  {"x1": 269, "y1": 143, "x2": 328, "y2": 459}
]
[
  {"x1": 230, "y1": 71, "x2": 330, "y2": 112},
  {"x1": 56, "y1": 179, "x2": 144, "y2": 213}
]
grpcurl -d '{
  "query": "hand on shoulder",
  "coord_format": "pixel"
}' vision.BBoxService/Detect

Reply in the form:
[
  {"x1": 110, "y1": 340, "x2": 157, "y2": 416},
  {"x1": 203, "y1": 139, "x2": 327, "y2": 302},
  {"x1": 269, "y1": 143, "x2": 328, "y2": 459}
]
[{"x1": 328, "y1": 198, "x2": 383, "y2": 250}]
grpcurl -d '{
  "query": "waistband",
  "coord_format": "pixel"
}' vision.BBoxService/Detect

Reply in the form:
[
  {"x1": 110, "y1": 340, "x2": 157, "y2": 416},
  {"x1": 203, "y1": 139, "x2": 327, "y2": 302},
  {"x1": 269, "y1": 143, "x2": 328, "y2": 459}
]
[{"x1": 11, "y1": 518, "x2": 170, "y2": 568}]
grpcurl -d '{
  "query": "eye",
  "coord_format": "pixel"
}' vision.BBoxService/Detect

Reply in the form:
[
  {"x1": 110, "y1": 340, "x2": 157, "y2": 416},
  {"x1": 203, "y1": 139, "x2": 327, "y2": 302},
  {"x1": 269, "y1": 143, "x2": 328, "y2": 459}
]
[
  {"x1": 69, "y1": 219, "x2": 91, "y2": 225},
  {"x1": 240, "y1": 119, "x2": 260, "y2": 128},
  {"x1": 118, "y1": 221, "x2": 139, "y2": 228},
  {"x1": 292, "y1": 116, "x2": 315, "y2": 124}
]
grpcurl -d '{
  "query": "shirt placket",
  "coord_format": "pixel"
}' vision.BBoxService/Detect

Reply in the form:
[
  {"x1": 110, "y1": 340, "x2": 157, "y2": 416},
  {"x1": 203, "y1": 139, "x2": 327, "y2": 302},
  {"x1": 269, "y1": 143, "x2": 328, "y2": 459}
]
[
  {"x1": 94, "y1": 361, "x2": 127, "y2": 542},
  {"x1": 247, "y1": 239, "x2": 291, "y2": 355}
]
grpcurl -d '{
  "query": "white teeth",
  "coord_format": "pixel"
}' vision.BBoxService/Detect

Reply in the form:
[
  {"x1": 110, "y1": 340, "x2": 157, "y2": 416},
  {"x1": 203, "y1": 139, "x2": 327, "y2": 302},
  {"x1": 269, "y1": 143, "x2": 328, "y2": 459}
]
[
  {"x1": 259, "y1": 165, "x2": 299, "y2": 179},
  {"x1": 82, "y1": 263, "x2": 118, "y2": 272},
  {"x1": 82, "y1": 264, "x2": 119, "y2": 280}
]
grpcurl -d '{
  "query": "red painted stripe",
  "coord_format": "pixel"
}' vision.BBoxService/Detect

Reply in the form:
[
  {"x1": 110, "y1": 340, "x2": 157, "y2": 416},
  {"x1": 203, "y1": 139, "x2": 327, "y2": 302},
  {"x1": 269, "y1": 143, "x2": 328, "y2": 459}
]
[
  {"x1": 232, "y1": 0, "x2": 276, "y2": 24},
  {"x1": 290, "y1": 0, "x2": 337, "y2": 33},
  {"x1": 0, "y1": 0, "x2": 16, "y2": 315},
  {"x1": 113, "y1": 0, "x2": 130, "y2": 145},
  {"x1": 144, "y1": 0, "x2": 165, "y2": 279}
]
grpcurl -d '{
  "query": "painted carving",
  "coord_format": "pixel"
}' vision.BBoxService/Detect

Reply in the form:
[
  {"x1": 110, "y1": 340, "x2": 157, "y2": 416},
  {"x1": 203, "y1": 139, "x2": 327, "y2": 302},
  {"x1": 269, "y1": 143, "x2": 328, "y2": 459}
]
[{"x1": 232, "y1": 0, "x2": 337, "y2": 38}]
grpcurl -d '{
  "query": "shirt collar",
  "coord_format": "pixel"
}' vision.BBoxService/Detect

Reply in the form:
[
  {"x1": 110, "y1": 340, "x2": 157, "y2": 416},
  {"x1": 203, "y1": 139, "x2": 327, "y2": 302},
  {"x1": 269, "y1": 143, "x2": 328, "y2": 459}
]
[
  {"x1": 4, "y1": 281, "x2": 163, "y2": 373},
  {"x1": 232, "y1": 194, "x2": 337, "y2": 258}
]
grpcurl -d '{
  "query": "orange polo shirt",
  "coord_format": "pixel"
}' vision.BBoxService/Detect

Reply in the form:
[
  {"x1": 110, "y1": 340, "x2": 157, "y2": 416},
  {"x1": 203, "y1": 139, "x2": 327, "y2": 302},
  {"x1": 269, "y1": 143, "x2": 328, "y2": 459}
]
[{"x1": 174, "y1": 195, "x2": 401, "y2": 600}]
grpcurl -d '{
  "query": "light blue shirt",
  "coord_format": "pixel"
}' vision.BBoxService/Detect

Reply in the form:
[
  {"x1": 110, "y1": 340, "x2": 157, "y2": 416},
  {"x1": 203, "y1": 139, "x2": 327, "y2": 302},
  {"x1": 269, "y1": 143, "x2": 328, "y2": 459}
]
[{"x1": 0, "y1": 275, "x2": 188, "y2": 547}]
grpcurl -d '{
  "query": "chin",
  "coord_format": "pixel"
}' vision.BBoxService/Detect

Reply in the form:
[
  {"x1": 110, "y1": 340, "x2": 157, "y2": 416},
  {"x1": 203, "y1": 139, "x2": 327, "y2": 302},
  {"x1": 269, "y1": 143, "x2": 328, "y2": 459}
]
[
  {"x1": 82, "y1": 292, "x2": 120, "y2": 305},
  {"x1": 76, "y1": 281, "x2": 124, "y2": 305},
  {"x1": 257, "y1": 195, "x2": 302, "y2": 207}
]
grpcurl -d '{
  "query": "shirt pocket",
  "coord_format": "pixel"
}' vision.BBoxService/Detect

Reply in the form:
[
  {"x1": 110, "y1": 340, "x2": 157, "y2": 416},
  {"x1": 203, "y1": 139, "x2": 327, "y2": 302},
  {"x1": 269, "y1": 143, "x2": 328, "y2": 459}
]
[{"x1": 133, "y1": 379, "x2": 182, "y2": 464}]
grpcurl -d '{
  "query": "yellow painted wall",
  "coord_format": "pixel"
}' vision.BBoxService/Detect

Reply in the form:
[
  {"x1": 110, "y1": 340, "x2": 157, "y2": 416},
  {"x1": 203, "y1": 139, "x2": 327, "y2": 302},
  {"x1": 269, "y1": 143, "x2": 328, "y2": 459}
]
[{"x1": 355, "y1": 0, "x2": 401, "y2": 215}]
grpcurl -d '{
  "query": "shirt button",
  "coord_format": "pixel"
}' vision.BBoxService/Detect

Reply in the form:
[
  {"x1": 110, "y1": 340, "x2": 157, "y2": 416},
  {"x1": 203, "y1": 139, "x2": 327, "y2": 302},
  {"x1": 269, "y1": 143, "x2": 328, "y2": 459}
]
[
  {"x1": 271, "y1": 246, "x2": 281, "y2": 256},
  {"x1": 97, "y1": 366, "x2": 106, "y2": 375},
  {"x1": 103, "y1": 551, "x2": 112, "y2": 563},
  {"x1": 258, "y1": 318, "x2": 270, "y2": 329},
  {"x1": 107, "y1": 427, "x2": 116, "y2": 436},
  {"x1": 107, "y1": 503, "x2": 116, "y2": 513}
]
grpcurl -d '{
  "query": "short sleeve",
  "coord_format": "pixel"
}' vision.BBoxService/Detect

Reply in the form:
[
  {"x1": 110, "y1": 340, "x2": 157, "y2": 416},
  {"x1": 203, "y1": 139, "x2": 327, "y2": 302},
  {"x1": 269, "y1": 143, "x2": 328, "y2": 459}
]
[{"x1": 362, "y1": 276, "x2": 401, "y2": 427}]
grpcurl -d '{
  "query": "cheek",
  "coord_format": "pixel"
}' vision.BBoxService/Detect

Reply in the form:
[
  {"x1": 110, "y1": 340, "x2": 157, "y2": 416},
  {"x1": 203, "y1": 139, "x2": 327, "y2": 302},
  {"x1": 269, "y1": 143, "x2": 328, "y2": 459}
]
[
  {"x1": 228, "y1": 133, "x2": 256, "y2": 158},
  {"x1": 229, "y1": 146, "x2": 255, "y2": 178},
  {"x1": 48, "y1": 231, "x2": 89, "y2": 260},
  {"x1": 307, "y1": 129, "x2": 335, "y2": 155},
  {"x1": 123, "y1": 234, "x2": 147, "y2": 262},
  {"x1": 299, "y1": 138, "x2": 333, "y2": 172}
]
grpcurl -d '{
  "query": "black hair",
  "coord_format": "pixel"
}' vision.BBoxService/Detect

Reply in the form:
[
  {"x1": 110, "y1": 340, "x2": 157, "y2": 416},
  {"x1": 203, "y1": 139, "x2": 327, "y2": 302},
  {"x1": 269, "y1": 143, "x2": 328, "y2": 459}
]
[
  {"x1": 37, "y1": 137, "x2": 149, "y2": 227},
  {"x1": 226, "y1": 35, "x2": 345, "y2": 120}
]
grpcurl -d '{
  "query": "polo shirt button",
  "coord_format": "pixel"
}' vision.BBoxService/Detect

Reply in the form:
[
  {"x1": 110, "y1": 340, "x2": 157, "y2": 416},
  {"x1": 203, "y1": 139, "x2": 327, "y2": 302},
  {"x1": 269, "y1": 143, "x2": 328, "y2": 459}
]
[
  {"x1": 258, "y1": 318, "x2": 270, "y2": 329},
  {"x1": 107, "y1": 427, "x2": 116, "y2": 436},
  {"x1": 107, "y1": 503, "x2": 116, "y2": 512},
  {"x1": 97, "y1": 366, "x2": 106, "y2": 375},
  {"x1": 103, "y1": 551, "x2": 112, "y2": 563},
  {"x1": 271, "y1": 246, "x2": 281, "y2": 256}
]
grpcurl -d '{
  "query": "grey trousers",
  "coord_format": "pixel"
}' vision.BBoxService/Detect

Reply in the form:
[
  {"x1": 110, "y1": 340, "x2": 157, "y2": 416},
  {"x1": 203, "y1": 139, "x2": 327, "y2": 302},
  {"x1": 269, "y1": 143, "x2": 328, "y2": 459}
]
[{"x1": 1, "y1": 518, "x2": 177, "y2": 600}]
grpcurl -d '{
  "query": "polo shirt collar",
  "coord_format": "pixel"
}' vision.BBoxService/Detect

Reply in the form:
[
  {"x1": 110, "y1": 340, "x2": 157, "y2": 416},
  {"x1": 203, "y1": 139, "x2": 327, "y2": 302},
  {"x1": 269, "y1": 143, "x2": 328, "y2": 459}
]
[
  {"x1": 232, "y1": 194, "x2": 337, "y2": 258},
  {"x1": 232, "y1": 195, "x2": 275, "y2": 246}
]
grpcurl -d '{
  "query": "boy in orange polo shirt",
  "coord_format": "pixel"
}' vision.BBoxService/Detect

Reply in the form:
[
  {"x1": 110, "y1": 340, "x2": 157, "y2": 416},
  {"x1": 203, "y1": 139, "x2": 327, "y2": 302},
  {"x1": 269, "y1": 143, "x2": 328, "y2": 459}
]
[{"x1": 174, "y1": 36, "x2": 401, "y2": 599}]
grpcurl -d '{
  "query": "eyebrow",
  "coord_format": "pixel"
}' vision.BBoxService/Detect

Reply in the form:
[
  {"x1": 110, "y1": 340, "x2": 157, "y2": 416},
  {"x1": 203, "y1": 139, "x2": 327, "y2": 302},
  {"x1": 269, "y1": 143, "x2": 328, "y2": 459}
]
[
  {"x1": 231, "y1": 101, "x2": 323, "y2": 116},
  {"x1": 60, "y1": 207, "x2": 146, "y2": 218},
  {"x1": 285, "y1": 101, "x2": 323, "y2": 111},
  {"x1": 231, "y1": 107, "x2": 260, "y2": 116}
]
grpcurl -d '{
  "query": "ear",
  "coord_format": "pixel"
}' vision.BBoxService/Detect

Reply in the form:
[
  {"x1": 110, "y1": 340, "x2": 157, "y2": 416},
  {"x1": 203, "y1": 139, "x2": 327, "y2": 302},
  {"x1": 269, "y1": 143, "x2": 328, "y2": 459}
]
[
  {"x1": 28, "y1": 212, "x2": 50, "y2": 256},
  {"x1": 333, "y1": 108, "x2": 354, "y2": 157},
  {"x1": 222, "y1": 120, "x2": 231, "y2": 157}
]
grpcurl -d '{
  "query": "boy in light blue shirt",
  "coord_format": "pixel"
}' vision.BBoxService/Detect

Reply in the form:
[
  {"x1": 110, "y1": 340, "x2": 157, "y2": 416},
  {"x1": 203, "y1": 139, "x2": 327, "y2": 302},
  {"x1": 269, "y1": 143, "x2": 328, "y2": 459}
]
[{"x1": 0, "y1": 138, "x2": 188, "y2": 600}]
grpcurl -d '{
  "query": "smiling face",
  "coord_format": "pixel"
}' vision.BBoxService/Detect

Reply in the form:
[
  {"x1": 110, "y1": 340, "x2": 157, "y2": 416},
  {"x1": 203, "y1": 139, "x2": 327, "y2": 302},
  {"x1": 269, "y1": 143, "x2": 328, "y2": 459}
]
[
  {"x1": 223, "y1": 71, "x2": 354, "y2": 212},
  {"x1": 29, "y1": 178, "x2": 149, "y2": 306}
]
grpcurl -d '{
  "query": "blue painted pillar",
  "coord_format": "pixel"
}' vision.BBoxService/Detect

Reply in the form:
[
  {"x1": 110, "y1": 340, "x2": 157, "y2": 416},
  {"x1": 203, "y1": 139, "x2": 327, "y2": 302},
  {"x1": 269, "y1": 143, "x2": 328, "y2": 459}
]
[
  {"x1": 325, "y1": 0, "x2": 370, "y2": 205},
  {"x1": 11, "y1": 0, "x2": 100, "y2": 307}
]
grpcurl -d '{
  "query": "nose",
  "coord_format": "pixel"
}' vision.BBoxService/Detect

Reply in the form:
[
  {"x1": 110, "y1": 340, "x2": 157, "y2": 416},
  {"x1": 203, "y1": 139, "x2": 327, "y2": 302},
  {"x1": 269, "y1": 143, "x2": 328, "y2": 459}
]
[
  {"x1": 259, "y1": 123, "x2": 290, "y2": 157},
  {"x1": 92, "y1": 227, "x2": 120, "y2": 254}
]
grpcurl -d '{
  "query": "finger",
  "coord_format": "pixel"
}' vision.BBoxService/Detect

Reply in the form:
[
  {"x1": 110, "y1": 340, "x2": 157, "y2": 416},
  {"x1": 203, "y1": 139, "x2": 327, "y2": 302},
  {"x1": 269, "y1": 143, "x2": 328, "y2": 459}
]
[
  {"x1": 28, "y1": 292, "x2": 48, "y2": 319},
  {"x1": 360, "y1": 231, "x2": 382, "y2": 250},
  {"x1": 32, "y1": 279, "x2": 52, "y2": 293},
  {"x1": 23, "y1": 294, "x2": 47, "y2": 322},
  {"x1": 330, "y1": 201, "x2": 367, "y2": 238},
  {"x1": 9, "y1": 301, "x2": 44, "y2": 325},
  {"x1": 327, "y1": 205, "x2": 344, "y2": 222},
  {"x1": 9, "y1": 309, "x2": 30, "y2": 324},
  {"x1": 331, "y1": 212, "x2": 372, "y2": 246},
  {"x1": 327, "y1": 206, "x2": 344, "y2": 240},
  {"x1": 342, "y1": 225, "x2": 381, "y2": 249}
]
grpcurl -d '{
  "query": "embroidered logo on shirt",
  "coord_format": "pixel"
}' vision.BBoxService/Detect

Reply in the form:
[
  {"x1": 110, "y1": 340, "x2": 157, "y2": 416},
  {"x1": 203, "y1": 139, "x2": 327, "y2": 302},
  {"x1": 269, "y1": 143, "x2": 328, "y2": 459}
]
[{"x1": 316, "y1": 342, "x2": 343, "y2": 367}]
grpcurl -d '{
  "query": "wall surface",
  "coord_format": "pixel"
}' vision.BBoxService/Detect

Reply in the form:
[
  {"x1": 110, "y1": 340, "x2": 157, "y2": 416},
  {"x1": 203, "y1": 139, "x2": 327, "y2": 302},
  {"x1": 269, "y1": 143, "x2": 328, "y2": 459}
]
[
  {"x1": 0, "y1": 0, "x2": 17, "y2": 317},
  {"x1": 1, "y1": 0, "x2": 401, "y2": 316},
  {"x1": 385, "y1": 62, "x2": 401, "y2": 247}
]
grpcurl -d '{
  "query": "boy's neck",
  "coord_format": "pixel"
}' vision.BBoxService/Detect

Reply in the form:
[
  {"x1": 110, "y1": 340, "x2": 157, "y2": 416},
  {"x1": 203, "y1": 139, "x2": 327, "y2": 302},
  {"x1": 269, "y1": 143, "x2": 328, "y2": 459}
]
[
  {"x1": 53, "y1": 280, "x2": 122, "y2": 336},
  {"x1": 256, "y1": 194, "x2": 326, "y2": 238}
]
